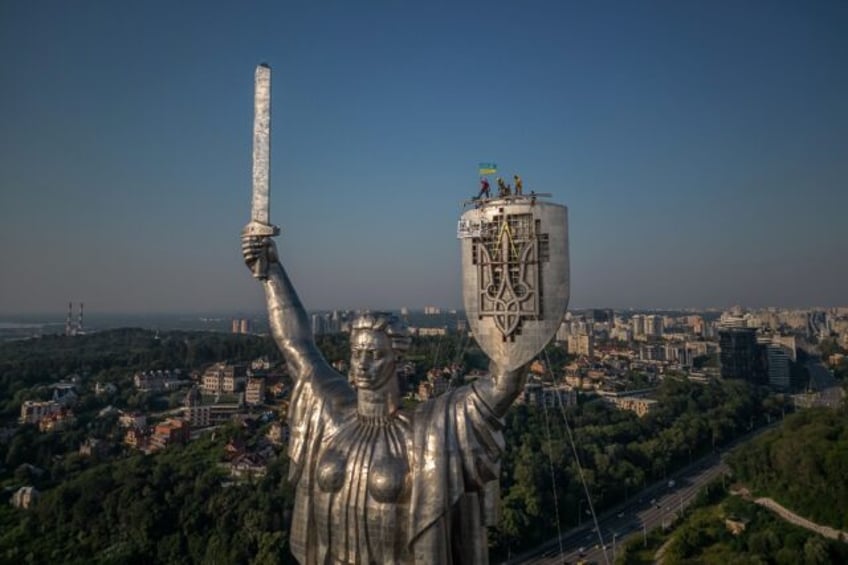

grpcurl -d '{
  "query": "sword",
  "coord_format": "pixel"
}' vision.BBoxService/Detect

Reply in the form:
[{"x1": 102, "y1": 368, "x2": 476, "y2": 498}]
[{"x1": 243, "y1": 63, "x2": 280, "y2": 279}]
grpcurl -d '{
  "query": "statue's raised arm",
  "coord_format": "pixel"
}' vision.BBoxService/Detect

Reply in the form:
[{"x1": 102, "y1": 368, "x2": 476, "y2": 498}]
[{"x1": 241, "y1": 234, "x2": 329, "y2": 381}]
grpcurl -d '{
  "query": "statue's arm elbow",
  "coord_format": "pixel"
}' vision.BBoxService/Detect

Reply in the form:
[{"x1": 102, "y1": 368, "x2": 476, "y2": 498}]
[
  {"x1": 482, "y1": 363, "x2": 529, "y2": 416},
  {"x1": 263, "y1": 264, "x2": 319, "y2": 378}
]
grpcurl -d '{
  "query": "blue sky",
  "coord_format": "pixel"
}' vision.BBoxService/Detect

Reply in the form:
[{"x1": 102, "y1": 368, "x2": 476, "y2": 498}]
[{"x1": 1, "y1": 1, "x2": 846, "y2": 315}]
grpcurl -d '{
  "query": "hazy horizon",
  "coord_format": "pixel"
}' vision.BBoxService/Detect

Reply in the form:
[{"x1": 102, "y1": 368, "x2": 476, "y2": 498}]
[
  {"x1": 2, "y1": 1, "x2": 846, "y2": 314},
  {"x1": 1, "y1": 302, "x2": 844, "y2": 320}
]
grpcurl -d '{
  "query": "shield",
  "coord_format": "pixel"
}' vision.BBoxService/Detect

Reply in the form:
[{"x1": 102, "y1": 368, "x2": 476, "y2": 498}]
[{"x1": 458, "y1": 198, "x2": 569, "y2": 372}]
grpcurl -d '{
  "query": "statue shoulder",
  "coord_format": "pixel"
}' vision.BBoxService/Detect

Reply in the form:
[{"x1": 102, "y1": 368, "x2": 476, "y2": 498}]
[
  {"x1": 291, "y1": 362, "x2": 355, "y2": 411},
  {"x1": 314, "y1": 363, "x2": 355, "y2": 397}
]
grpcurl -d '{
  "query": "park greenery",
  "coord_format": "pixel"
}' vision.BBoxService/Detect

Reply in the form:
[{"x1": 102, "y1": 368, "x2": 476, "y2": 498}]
[{"x1": 0, "y1": 328, "x2": 811, "y2": 562}]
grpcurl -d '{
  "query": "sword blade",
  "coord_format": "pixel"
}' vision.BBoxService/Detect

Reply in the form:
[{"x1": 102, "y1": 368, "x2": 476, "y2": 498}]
[{"x1": 252, "y1": 63, "x2": 271, "y2": 225}]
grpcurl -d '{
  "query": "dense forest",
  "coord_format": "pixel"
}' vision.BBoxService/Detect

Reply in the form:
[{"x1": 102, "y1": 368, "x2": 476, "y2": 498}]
[
  {"x1": 727, "y1": 406, "x2": 848, "y2": 531},
  {"x1": 1, "y1": 428, "x2": 293, "y2": 564},
  {"x1": 0, "y1": 329, "x2": 793, "y2": 562}
]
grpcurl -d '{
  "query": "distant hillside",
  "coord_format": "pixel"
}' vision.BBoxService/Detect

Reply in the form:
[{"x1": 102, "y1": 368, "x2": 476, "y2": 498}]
[
  {"x1": 0, "y1": 328, "x2": 277, "y2": 420},
  {"x1": 0, "y1": 328, "x2": 275, "y2": 376}
]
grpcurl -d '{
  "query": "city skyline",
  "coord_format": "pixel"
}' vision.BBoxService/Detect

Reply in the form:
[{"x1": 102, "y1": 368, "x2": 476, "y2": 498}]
[{"x1": 1, "y1": 1, "x2": 846, "y2": 315}]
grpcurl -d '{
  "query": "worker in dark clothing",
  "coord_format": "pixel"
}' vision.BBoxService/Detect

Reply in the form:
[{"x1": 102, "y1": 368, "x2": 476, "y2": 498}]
[
  {"x1": 478, "y1": 177, "x2": 490, "y2": 199},
  {"x1": 497, "y1": 177, "x2": 511, "y2": 197}
]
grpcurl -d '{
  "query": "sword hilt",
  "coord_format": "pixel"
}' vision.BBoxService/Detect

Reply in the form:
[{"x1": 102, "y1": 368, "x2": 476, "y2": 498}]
[{"x1": 242, "y1": 221, "x2": 280, "y2": 280}]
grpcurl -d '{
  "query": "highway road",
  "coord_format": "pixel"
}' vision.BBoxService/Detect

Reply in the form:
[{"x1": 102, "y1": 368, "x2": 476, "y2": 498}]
[
  {"x1": 507, "y1": 420, "x2": 788, "y2": 565},
  {"x1": 511, "y1": 455, "x2": 729, "y2": 565}
]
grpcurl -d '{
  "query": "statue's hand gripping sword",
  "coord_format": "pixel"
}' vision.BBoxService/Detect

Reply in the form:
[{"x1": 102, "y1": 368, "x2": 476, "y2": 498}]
[{"x1": 242, "y1": 63, "x2": 280, "y2": 279}]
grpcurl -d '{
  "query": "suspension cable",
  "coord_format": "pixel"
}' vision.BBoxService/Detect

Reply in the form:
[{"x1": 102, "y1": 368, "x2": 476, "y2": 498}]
[
  {"x1": 540, "y1": 385, "x2": 565, "y2": 558},
  {"x1": 544, "y1": 348, "x2": 611, "y2": 565}
]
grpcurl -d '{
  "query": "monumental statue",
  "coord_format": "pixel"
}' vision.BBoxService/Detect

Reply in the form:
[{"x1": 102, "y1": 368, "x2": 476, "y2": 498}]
[{"x1": 241, "y1": 64, "x2": 569, "y2": 564}]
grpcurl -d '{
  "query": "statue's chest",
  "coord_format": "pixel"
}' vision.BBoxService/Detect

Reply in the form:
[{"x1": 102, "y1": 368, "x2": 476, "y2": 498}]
[
  {"x1": 313, "y1": 415, "x2": 415, "y2": 562},
  {"x1": 316, "y1": 416, "x2": 411, "y2": 505}
]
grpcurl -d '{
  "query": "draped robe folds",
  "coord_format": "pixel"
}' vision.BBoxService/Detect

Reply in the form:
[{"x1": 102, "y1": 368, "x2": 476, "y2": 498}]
[{"x1": 286, "y1": 365, "x2": 504, "y2": 564}]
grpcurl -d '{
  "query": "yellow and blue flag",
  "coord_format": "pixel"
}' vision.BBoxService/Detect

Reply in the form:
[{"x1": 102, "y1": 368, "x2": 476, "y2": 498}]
[{"x1": 478, "y1": 162, "x2": 497, "y2": 175}]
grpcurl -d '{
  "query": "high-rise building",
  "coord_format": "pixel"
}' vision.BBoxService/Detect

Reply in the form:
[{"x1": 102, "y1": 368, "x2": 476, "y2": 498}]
[
  {"x1": 573, "y1": 319, "x2": 590, "y2": 336},
  {"x1": 688, "y1": 316, "x2": 705, "y2": 336},
  {"x1": 330, "y1": 311, "x2": 341, "y2": 333},
  {"x1": 631, "y1": 315, "x2": 645, "y2": 339},
  {"x1": 556, "y1": 321, "x2": 570, "y2": 342},
  {"x1": 639, "y1": 343, "x2": 663, "y2": 361},
  {"x1": 311, "y1": 312, "x2": 343, "y2": 335},
  {"x1": 591, "y1": 309, "x2": 613, "y2": 323},
  {"x1": 807, "y1": 311, "x2": 829, "y2": 339},
  {"x1": 765, "y1": 344, "x2": 791, "y2": 391},
  {"x1": 610, "y1": 326, "x2": 632, "y2": 342},
  {"x1": 766, "y1": 334, "x2": 796, "y2": 362},
  {"x1": 663, "y1": 343, "x2": 693, "y2": 366},
  {"x1": 311, "y1": 314, "x2": 325, "y2": 336},
  {"x1": 232, "y1": 318, "x2": 251, "y2": 334},
  {"x1": 719, "y1": 327, "x2": 766, "y2": 384},
  {"x1": 645, "y1": 315, "x2": 664, "y2": 338},
  {"x1": 567, "y1": 334, "x2": 594, "y2": 357}
]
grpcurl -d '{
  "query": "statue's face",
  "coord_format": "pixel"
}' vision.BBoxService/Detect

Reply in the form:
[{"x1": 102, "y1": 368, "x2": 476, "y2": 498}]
[{"x1": 350, "y1": 330, "x2": 396, "y2": 390}]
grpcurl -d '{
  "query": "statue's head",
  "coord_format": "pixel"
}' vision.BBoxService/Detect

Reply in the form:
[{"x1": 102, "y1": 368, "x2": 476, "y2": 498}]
[{"x1": 349, "y1": 312, "x2": 411, "y2": 391}]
